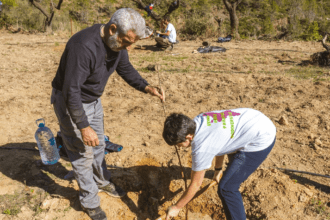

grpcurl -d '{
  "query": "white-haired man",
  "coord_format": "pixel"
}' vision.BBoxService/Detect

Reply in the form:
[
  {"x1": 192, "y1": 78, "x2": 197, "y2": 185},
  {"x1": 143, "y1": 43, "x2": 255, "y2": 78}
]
[{"x1": 51, "y1": 8, "x2": 165, "y2": 220}]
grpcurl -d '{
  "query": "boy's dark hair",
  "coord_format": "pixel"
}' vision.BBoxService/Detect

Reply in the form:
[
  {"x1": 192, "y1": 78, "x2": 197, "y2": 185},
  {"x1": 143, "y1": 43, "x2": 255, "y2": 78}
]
[
  {"x1": 163, "y1": 15, "x2": 171, "y2": 22},
  {"x1": 163, "y1": 113, "x2": 196, "y2": 146}
]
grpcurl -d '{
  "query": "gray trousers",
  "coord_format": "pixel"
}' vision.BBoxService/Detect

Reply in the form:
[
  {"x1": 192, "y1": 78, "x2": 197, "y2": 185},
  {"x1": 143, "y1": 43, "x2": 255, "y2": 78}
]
[{"x1": 51, "y1": 88, "x2": 111, "y2": 209}]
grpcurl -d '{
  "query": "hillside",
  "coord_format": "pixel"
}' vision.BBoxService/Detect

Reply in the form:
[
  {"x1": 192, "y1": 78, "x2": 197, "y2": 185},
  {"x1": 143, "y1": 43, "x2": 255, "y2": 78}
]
[{"x1": 0, "y1": 0, "x2": 330, "y2": 40}]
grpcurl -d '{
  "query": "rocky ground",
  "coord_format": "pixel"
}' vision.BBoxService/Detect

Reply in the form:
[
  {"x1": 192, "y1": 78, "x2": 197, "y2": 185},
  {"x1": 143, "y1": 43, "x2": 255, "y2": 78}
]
[{"x1": 0, "y1": 30, "x2": 329, "y2": 220}]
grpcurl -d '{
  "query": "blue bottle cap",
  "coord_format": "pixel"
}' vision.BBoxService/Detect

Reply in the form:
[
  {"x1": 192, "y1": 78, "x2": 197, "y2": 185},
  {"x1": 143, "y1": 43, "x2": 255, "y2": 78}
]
[{"x1": 39, "y1": 123, "x2": 45, "y2": 127}]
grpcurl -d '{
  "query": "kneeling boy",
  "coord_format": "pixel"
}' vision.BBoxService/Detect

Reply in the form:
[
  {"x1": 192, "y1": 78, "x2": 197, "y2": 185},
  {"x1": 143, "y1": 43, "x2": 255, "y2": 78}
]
[{"x1": 162, "y1": 108, "x2": 276, "y2": 220}]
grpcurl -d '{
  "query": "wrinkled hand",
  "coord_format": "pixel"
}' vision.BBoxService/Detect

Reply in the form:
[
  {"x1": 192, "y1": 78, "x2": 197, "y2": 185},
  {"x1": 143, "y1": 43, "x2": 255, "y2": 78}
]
[
  {"x1": 80, "y1": 126, "x2": 99, "y2": 147},
  {"x1": 145, "y1": 85, "x2": 165, "y2": 102},
  {"x1": 213, "y1": 170, "x2": 223, "y2": 184},
  {"x1": 165, "y1": 206, "x2": 181, "y2": 220}
]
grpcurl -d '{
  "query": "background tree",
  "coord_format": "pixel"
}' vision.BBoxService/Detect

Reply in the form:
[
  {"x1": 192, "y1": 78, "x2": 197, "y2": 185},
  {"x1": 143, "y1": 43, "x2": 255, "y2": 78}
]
[
  {"x1": 131, "y1": 0, "x2": 180, "y2": 27},
  {"x1": 223, "y1": 0, "x2": 242, "y2": 39},
  {"x1": 28, "y1": 0, "x2": 63, "y2": 32}
]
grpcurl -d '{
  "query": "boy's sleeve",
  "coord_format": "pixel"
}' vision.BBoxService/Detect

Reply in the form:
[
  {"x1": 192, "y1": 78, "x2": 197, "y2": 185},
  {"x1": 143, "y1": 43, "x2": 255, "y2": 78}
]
[{"x1": 191, "y1": 151, "x2": 214, "y2": 171}]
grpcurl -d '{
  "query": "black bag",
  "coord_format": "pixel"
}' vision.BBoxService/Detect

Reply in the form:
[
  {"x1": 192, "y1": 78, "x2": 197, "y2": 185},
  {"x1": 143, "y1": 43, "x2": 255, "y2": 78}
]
[{"x1": 197, "y1": 46, "x2": 227, "y2": 53}]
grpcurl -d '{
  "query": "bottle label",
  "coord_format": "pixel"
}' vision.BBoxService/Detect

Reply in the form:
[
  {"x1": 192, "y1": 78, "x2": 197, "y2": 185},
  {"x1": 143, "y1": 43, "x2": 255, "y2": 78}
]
[{"x1": 48, "y1": 137, "x2": 56, "y2": 146}]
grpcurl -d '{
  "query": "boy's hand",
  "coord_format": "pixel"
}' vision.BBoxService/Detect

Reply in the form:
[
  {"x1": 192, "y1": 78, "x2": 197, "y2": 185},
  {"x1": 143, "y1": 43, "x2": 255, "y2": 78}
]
[
  {"x1": 145, "y1": 85, "x2": 165, "y2": 102},
  {"x1": 165, "y1": 206, "x2": 180, "y2": 220},
  {"x1": 213, "y1": 170, "x2": 223, "y2": 184},
  {"x1": 156, "y1": 30, "x2": 161, "y2": 34}
]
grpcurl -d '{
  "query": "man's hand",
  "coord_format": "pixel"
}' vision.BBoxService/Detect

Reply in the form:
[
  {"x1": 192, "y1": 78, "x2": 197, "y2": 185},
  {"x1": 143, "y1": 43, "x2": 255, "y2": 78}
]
[
  {"x1": 80, "y1": 126, "x2": 99, "y2": 147},
  {"x1": 213, "y1": 170, "x2": 223, "y2": 184},
  {"x1": 165, "y1": 206, "x2": 181, "y2": 220},
  {"x1": 145, "y1": 85, "x2": 165, "y2": 102}
]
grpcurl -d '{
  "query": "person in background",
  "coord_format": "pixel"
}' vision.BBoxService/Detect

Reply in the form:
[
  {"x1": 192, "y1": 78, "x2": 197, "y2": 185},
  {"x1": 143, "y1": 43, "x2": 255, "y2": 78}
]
[
  {"x1": 51, "y1": 8, "x2": 165, "y2": 220},
  {"x1": 155, "y1": 15, "x2": 177, "y2": 50},
  {"x1": 162, "y1": 108, "x2": 276, "y2": 220}
]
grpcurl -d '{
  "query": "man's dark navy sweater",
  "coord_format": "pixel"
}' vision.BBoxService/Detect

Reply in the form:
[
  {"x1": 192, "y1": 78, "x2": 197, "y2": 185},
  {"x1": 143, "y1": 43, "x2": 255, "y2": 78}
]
[{"x1": 52, "y1": 24, "x2": 149, "y2": 129}]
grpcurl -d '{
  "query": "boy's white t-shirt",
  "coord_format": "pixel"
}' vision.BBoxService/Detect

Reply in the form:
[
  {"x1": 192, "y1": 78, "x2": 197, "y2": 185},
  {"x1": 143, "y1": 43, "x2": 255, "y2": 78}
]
[
  {"x1": 191, "y1": 108, "x2": 276, "y2": 171},
  {"x1": 163, "y1": 23, "x2": 176, "y2": 43}
]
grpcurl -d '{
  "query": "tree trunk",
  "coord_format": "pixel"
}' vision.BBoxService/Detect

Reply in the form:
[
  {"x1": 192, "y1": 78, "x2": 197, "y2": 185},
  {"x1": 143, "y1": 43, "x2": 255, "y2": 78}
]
[
  {"x1": 28, "y1": 0, "x2": 63, "y2": 32},
  {"x1": 132, "y1": 0, "x2": 180, "y2": 27},
  {"x1": 214, "y1": 16, "x2": 224, "y2": 36},
  {"x1": 322, "y1": 34, "x2": 330, "y2": 53},
  {"x1": 223, "y1": 0, "x2": 242, "y2": 39}
]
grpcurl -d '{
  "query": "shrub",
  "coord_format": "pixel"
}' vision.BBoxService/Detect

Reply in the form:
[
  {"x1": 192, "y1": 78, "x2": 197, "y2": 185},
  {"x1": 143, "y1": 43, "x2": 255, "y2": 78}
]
[
  {"x1": 305, "y1": 21, "x2": 322, "y2": 41},
  {"x1": 184, "y1": 17, "x2": 208, "y2": 36}
]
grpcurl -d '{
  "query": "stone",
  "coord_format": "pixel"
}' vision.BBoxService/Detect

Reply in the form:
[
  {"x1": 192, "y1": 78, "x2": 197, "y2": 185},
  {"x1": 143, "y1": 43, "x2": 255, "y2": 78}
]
[
  {"x1": 144, "y1": 141, "x2": 150, "y2": 147},
  {"x1": 299, "y1": 194, "x2": 307, "y2": 202},
  {"x1": 202, "y1": 41, "x2": 210, "y2": 47},
  {"x1": 147, "y1": 64, "x2": 161, "y2": 71},
  {"x1": 314, "y1": 138, "x2": 322, "y2": 146},
  {"x1": 304, "y1": 188, "x2": 314, "y2": 197},
  {"x1": 279, "y1": 116, "x2": 289, "y2": 125},
  {"x1": 308, "y1": 134, "x2": 315, "y2": 139}
]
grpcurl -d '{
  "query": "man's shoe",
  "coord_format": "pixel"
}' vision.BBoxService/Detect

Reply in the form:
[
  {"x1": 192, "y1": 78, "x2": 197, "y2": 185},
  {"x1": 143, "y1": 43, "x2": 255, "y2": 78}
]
[
  {"x1": 99, "y1": 182, "x2": 126, "y2": 198},
  {"x1": 82, "y1": 206, "x2": 107, "y2": 220}
]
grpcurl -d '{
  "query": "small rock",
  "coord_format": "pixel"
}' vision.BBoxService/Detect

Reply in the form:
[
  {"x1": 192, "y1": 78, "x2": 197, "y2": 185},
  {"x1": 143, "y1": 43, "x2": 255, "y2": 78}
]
[
  {"x1": 314, "y1": 138, "x2": 322, "y2": 146},
  {"x1": 40, "y1": 199, "x2": 52, "y2": 209},
  {"x1": 202, "y1": 41, "x2": 210, "y2": 46},
  {"x1": 270, "y1": 168, "x2": 278, "y2": 173},
  {"x1": 308, "y1": 134, "x2": 315, "y2": 139},
  {"x1": 299, "y1": 194, "x2": 307, "y2": 202},
  {"x1": 144, "y1": 142, "x2": 150, "y2": 147},
  {"x1": 279, "y1": 116, "x2": 289, "y2": 125},
  {"x1": 304, "y1": 188, "x2": 314, "y2": 197}
]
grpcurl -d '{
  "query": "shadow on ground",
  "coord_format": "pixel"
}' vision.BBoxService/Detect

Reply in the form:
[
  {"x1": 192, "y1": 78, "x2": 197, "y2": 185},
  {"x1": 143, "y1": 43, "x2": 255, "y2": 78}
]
[
  {"x1": 0, "y1": 142, "x2": 80, "y2": 212},
  {"x1": 110, "y1": 164, "x2": 215, "y2": 220}
]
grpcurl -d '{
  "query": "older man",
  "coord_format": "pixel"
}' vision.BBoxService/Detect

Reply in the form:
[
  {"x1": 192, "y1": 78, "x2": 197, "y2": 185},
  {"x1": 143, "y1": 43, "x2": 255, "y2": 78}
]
[{"x1": 51, "y1": 8, "x2": 164, "y2": 220}]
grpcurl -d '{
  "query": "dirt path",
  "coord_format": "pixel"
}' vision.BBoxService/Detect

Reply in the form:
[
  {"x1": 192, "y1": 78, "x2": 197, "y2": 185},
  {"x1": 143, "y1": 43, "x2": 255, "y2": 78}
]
[{"x1": 0, "y1": 30, "x2": 329, "y2": 220}]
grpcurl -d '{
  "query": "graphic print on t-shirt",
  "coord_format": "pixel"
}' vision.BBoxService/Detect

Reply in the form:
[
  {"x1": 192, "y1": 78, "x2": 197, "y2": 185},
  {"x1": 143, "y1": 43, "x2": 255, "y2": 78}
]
[{"x1": 202, "y1": 110, "x2": 241, "y2": 138}]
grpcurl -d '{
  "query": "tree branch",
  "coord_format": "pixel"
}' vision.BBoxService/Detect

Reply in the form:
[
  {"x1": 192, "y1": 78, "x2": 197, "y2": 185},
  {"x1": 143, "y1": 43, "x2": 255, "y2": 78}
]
[
  {"x1": 223, "y1": 0, "x2": 232, "y2": 12},
  {"x1": 164, "y1": 0, "x2": 180, "y2": 17},
  {"x1": 132, "y1": 0, "x2": 161, "y2": 21},
  {"x1": 29, "y1": 0, "x2": 50, "y2": 20},
  {"x1": 55, "y1": 0, "x2": 63, "y2": 10},
  {"x1": 131, "y1": 0, "x2": 180, "y2": 25}
]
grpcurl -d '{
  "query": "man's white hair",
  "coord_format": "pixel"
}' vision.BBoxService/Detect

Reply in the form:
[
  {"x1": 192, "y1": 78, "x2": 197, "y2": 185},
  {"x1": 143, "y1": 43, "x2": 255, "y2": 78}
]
[{"x1": 106, "y1": 8, "x2": 146, "y2": 39}]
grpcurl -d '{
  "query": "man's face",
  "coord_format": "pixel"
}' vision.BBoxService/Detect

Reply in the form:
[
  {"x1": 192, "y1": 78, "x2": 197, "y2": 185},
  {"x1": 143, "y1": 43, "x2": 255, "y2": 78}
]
[{"x1": 108, "y1": 29, "x2": 139, "y2": 52}]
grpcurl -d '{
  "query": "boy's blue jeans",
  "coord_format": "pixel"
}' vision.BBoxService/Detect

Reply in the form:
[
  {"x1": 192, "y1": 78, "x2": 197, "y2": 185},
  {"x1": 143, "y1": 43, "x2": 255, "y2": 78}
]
[{"x1": 218, "y1": 138, "x2": 276, "y2": 220}]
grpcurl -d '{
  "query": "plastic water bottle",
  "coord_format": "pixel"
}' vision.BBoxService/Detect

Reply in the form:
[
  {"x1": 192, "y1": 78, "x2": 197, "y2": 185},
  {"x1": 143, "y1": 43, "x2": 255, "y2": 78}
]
[{"x1": 35, "y1": 118, "x2": 60, "y2": 165}]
